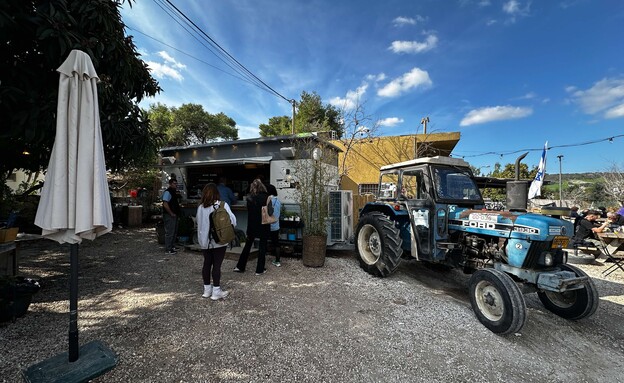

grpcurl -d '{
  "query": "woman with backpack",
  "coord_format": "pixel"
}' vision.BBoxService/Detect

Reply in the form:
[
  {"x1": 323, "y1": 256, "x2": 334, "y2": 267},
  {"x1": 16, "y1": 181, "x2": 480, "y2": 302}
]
[
  {"x1": 234, "y1": 178, "x2": 270, "y2": 275},
  {"x1": 196, "y1": 183, "x2": 237, "y2": 300}
]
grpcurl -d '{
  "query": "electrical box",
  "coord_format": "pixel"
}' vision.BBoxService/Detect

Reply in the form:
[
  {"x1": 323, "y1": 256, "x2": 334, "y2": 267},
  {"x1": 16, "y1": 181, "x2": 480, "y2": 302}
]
[{"x1": 328, "y1": 190, "x2": 353, "y2": 244}]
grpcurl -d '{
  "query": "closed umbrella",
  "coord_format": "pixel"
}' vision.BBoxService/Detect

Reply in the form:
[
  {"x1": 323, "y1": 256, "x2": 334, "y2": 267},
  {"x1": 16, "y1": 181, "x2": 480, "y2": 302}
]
[{"x1": 25, "y1": 49, "x2": 116, "y2": 382}]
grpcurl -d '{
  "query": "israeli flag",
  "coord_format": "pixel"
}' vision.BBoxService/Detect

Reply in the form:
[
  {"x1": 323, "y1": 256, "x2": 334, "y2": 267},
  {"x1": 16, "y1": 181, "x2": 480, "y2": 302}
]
[{"x1": 528, "y1": 141, "x2": 548, "y2": 199}]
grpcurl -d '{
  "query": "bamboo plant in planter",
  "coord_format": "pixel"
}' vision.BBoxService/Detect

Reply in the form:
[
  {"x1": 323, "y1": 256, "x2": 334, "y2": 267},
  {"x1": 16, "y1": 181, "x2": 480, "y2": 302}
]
[{"x1": 290, "y1": 133, "x2": 339, "y2": 267}]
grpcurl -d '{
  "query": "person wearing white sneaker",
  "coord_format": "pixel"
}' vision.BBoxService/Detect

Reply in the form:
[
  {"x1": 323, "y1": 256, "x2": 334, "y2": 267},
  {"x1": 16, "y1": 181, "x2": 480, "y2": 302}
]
[
  {"x1": 202, "y1": 285, "x2": 212, "y2": 298},
  {"x1": 266, "y1": 184, "x2": 282, "y2": 268},
  {"x1": 196, "y1": 184, "x2": 237, "y2": 300},
  {"x1": 211, "y1": 286, "x2": 229, "y2": 300}
]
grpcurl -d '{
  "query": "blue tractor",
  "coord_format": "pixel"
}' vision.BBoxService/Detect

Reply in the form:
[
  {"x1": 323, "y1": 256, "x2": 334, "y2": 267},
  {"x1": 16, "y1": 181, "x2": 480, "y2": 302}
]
[{"x1": 355, "y1": 156, "x2": 598, "y2": 334}]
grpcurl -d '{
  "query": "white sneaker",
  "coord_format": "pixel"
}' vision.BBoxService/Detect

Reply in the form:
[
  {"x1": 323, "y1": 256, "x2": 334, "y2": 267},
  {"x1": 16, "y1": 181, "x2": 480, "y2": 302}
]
[
  {"x1": 211, "y1": 287, "x2": 229, "y2": 300},
  {"x1": 202, "y1": 285, "x2": 212, "y2": 298}
]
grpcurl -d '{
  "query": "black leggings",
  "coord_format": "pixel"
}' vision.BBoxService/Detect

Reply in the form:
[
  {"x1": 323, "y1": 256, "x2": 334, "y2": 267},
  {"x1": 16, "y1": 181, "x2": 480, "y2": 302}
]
[{"x1": 202, "y1": 246, "x2": 227, "y2": 286}]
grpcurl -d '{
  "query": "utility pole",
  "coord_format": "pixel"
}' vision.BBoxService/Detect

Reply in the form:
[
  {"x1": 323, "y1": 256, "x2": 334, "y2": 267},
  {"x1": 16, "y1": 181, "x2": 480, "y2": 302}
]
[
  {"x1": 420, "y1": 116, "x2": 429, "y2": 134},
  {"x1": 557, "y1": 155, "x2": 564, "y2": 207},
  {"x1": 415, "y1": 117, "x2": 430, "y2": 158},
  {"x1": 290, "y1": 99, "x2": 296, "y2": 134}
]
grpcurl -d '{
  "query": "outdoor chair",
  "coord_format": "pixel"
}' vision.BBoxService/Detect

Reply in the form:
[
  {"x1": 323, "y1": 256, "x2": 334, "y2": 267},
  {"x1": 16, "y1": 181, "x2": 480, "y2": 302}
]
[{"x1": 597, "y1": 237, "x2": 624, "y2": 277}]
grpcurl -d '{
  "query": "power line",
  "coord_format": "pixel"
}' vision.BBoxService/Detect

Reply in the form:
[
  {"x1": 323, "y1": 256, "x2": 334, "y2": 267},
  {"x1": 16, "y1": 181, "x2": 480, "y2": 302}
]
[
  {"x1": 160, "y1": 0, "x2": 293, "y2": 103},
  {"x1": 125, "y1": 26, "x2": 280, "y2": 97},
  {"x1": 152, "y1": 0, "x2": 266, "y2": 91}
]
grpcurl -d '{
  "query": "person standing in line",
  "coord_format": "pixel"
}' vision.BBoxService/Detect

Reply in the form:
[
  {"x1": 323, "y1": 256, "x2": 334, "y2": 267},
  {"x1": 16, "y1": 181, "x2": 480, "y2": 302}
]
[
  {"x1": 266, "y1": 184, "x2": 282, "y2": 267},
  {"x1": 162, "y1": 178, "x2": 180, "y2": 255},
  {"x1": 235, "y1": 179, "x2": 269, "y2": 275},
  {"x1": 217, "y1": 176, "x2": 236, "y2": 207},
  {"x1": 196, "y1": 183, "x2": 237, "y2": 300}
]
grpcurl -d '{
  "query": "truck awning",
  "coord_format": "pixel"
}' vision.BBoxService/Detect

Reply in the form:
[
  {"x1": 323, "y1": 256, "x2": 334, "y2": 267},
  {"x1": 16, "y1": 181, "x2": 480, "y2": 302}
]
[{"x1": 182, "y1": 156, "x2": 273, "y2": 167}]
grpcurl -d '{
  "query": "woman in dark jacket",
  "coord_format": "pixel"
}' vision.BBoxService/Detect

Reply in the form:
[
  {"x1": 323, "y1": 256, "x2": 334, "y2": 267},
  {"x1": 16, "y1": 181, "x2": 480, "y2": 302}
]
[{"x1": 235, "y1": 179, "x2": 270, "y2": 275}]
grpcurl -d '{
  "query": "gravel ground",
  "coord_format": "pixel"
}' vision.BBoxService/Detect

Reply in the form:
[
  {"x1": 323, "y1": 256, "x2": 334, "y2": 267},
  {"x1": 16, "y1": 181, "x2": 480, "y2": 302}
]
[{"x1": 1, "y1": 226, "x2": 623, "y2": 382}]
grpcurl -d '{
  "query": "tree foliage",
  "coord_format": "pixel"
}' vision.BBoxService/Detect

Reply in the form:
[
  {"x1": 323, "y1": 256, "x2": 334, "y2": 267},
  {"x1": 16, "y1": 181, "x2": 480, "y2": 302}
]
[
  {"x1": 259, "y1": 116, "x2": 292, "y2": 137},
  {"x1": 259, "y1": 91, "x2": 342, "y2": 137},
  {"x1": 146, "y1": 103, "x2": 238, "y2": 147},
  {"x1": 0, "y1": 0, "x2": 162, "y2": 177},
  {"x1": 289, "y1": 127, "x2": 338, "y2": 236},
  {"x1": 481, "y1": 162, "x2": 537, "y2": 201},
  {"x1": 601, "y1": 163, "x2": 624, "y2": 205}
]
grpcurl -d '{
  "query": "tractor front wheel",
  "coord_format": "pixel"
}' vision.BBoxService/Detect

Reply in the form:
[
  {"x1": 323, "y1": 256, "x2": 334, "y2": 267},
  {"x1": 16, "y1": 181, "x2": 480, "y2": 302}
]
[
  {"x1": 537, "y1": 264, "x2": 599, "y2": 320},
  {"x1": 469, "y1": 269, "x2": 527, "y2": 335}
]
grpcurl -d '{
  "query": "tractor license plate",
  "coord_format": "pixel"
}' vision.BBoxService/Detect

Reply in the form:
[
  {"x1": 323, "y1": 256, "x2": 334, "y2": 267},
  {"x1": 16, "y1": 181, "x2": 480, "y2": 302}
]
[{"x1": 551, "y1": 236, "x2": 569, "y2": 249}]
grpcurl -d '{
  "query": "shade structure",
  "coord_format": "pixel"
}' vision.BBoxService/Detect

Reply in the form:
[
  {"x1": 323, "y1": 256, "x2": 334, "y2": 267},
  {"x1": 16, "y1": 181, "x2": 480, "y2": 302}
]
[
  {"x1": 27, "y1": 50, "x2": 116, "y2": 381},
  {"x1": 35, "y1": 49, "x2": 113, "y2": 244}
]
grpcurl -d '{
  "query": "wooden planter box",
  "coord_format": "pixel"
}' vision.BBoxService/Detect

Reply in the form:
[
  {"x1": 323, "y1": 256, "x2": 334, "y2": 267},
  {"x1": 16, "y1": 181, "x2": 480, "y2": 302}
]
[{"x1": 0, "y1": 228, "x2": 18, "y2": 243}]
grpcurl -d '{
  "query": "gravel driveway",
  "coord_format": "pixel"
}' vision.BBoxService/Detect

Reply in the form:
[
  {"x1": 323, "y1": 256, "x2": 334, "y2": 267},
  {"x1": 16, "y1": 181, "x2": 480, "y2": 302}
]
[{"x1": 1, "y1": 226, "x2": 623, "y2": 382}]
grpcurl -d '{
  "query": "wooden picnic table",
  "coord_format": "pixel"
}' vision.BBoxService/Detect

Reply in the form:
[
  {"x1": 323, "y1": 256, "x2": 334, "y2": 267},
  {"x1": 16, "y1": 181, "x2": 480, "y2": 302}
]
[
  {"x1": 596, "y1": 231, "x2": 624, "y2": 256},
  {"x1": 596, "y1": 231, "x2": 624, "y2": 275}
]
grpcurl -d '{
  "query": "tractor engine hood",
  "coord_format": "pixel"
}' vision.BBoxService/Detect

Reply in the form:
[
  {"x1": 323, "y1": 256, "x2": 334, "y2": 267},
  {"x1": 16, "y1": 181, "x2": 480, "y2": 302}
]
[{"x1": 448, "y1": 207, "x2": 573, "y2": 242}]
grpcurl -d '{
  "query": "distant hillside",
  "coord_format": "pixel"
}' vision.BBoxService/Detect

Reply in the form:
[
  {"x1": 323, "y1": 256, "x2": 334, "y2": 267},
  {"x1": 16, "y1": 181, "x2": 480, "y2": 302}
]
[{"x1": 550, "y1": 172, "x2": 604, "y2": 183}]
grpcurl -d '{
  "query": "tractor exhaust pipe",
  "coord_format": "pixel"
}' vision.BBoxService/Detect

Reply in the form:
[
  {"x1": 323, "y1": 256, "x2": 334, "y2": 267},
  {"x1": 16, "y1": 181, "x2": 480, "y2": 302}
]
[{"x1": 506, "y1": 152, "x2": 529, "y2": 212}]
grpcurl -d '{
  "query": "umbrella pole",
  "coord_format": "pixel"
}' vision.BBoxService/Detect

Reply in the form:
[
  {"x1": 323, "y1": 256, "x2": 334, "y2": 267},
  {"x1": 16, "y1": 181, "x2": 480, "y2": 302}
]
[
  {"x1": 22, "y1": 241, "x2": 117, "y2": 382},
  {"x1": 69, "y1": 243, "x2": 79, "y2": 362}
]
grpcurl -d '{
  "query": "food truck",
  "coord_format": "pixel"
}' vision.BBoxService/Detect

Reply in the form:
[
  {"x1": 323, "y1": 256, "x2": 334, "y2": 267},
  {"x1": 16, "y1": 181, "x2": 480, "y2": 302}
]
[{"x1": 158, "y1": 133, "x2": 353, "y2": 247}]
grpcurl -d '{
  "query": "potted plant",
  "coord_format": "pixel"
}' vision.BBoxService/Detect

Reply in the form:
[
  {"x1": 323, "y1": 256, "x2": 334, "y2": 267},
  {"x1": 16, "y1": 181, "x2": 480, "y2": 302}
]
[
  {"x1": 290, "y1": 133, "x2": 339, "y2": 267},
  {"x1": 0, "y1": 276, "x2": 41, "y2": 322}
]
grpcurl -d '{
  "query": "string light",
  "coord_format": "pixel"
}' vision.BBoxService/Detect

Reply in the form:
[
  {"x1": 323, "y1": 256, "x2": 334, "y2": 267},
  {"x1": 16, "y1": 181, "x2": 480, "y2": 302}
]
[{"x1": 455, "y1": 133, "x2": 624, "y2": 159}]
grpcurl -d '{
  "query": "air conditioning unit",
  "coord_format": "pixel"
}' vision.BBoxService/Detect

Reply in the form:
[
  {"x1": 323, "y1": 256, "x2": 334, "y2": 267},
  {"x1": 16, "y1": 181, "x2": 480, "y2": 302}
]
[{"x1": 328, "y1": 190, "x2": 353, "y2": 244}]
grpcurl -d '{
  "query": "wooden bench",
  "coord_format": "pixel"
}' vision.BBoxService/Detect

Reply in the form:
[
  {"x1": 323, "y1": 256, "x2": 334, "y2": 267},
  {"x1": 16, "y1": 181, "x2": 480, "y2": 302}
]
[{"x1": 566, "y1": 245, "x2": 602, "y2": 257}]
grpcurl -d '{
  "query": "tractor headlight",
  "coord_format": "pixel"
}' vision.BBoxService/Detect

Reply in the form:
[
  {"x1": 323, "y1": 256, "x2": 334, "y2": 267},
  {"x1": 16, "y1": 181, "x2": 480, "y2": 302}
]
[{"x1": 544, "y1": 253, "x2": 554, "y2": 266}]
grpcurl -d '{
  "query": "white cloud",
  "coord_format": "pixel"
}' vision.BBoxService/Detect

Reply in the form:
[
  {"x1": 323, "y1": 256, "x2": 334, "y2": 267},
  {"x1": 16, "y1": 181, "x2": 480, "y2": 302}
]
[
  {"x1": 392, "y1": 15, "x2": 425, "y2": 26},
  {"x1": 460, "y1": 105, "x2": 533, "y2": 126},
  {"x1": 393, "y1": 16, "x2": 416, "y2": 26},
  {"x1": 605, "y1": 103, "x2": 624, "y2": 119},
  {"x1": 389, "y1": 35, "x2": 438, "y2": 54},
  {"x1": 237, "y1": 124, "x2": 260, "y2": 139},
  {"x1": 365, "y1": 73, "x2": 387, "y2": 82},
  {"x1": 379, "y1": 117, "x2": 404, "y2": 127},
  {"x1": 377, "y1": 68, "x2": 432, "y2": 98},
  {"x1": 329, "y1": 84, "x2": 369, "y2": 110},
  {"x1": 145, "y1": 61, "x2": 184, "y2": 82},
  {"x1": 503, "y1": 0, "x2": 521, "y2": 14},
  {"x1": 567, "y1": 77, "x2": 624, "y2": 119},
  {"x1": 502, "y1": 0, "x2": 530, "y2": 22},
  {"x1": 157, "y1": 51, "x2": 186, "y2": 69}
]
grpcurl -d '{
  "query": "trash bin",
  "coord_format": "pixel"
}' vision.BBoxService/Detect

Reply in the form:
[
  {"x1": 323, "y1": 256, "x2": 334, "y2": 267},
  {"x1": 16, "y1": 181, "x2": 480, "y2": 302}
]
[{"x1": 127, "y1": 206, "x2": 143, "y2": 227}]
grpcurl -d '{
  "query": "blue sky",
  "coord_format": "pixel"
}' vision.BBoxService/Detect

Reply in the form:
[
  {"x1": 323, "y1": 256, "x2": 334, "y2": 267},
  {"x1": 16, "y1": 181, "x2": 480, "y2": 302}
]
[{"x1": 121, "y1": 0, "x2": 624, "y2": 174}]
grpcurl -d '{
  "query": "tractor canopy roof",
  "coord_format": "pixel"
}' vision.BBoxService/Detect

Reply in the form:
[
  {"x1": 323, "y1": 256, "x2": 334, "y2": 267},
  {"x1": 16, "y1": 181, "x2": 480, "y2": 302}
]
[{"x1": 380, "y1": 156, "x2": 470, "y2": 172}]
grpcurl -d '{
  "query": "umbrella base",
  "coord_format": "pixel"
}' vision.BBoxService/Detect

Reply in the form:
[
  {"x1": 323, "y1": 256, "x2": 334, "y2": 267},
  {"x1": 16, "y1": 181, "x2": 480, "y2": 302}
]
[{"x1": 22, "y1": 340, "x2": 117, "y2": 383}]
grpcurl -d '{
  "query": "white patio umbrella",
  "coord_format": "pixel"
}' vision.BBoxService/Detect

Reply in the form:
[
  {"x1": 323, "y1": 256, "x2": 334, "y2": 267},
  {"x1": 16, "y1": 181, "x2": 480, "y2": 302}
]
[
  {"x1": 35, "y1": 49, "x2": 113, "y2": 243},
  {"x1": 26, "y1": 50, "x2": 116, "y2": 381}
]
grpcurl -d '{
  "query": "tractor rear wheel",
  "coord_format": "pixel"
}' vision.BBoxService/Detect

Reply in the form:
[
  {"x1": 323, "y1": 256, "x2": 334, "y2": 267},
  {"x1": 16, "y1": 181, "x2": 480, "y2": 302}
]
[
  {"x1": 537, "y1": 264, "x2": 599, "y2": 320},
  {"x1": 469, "y1": 269, "x2": 527, "y2": 335},
  {"x1": 355, "y1": 212, "x2": 403, "y2": 277}
]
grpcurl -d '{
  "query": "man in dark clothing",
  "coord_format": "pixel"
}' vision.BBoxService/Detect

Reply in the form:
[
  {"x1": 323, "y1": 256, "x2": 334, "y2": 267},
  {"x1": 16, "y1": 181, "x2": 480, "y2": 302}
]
[
  {"x1": 234, "y1": 179, "x2": 269, "y2": 275},
  {"x1": 162, "y1": 179, "x2": 181, "y2": 254},
  {"x1": 217, "y1": 176, "x2": 236, "y2": 207},
  {"x1": 573, "y1": 210, "x2": 610, "y2": 251}
]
